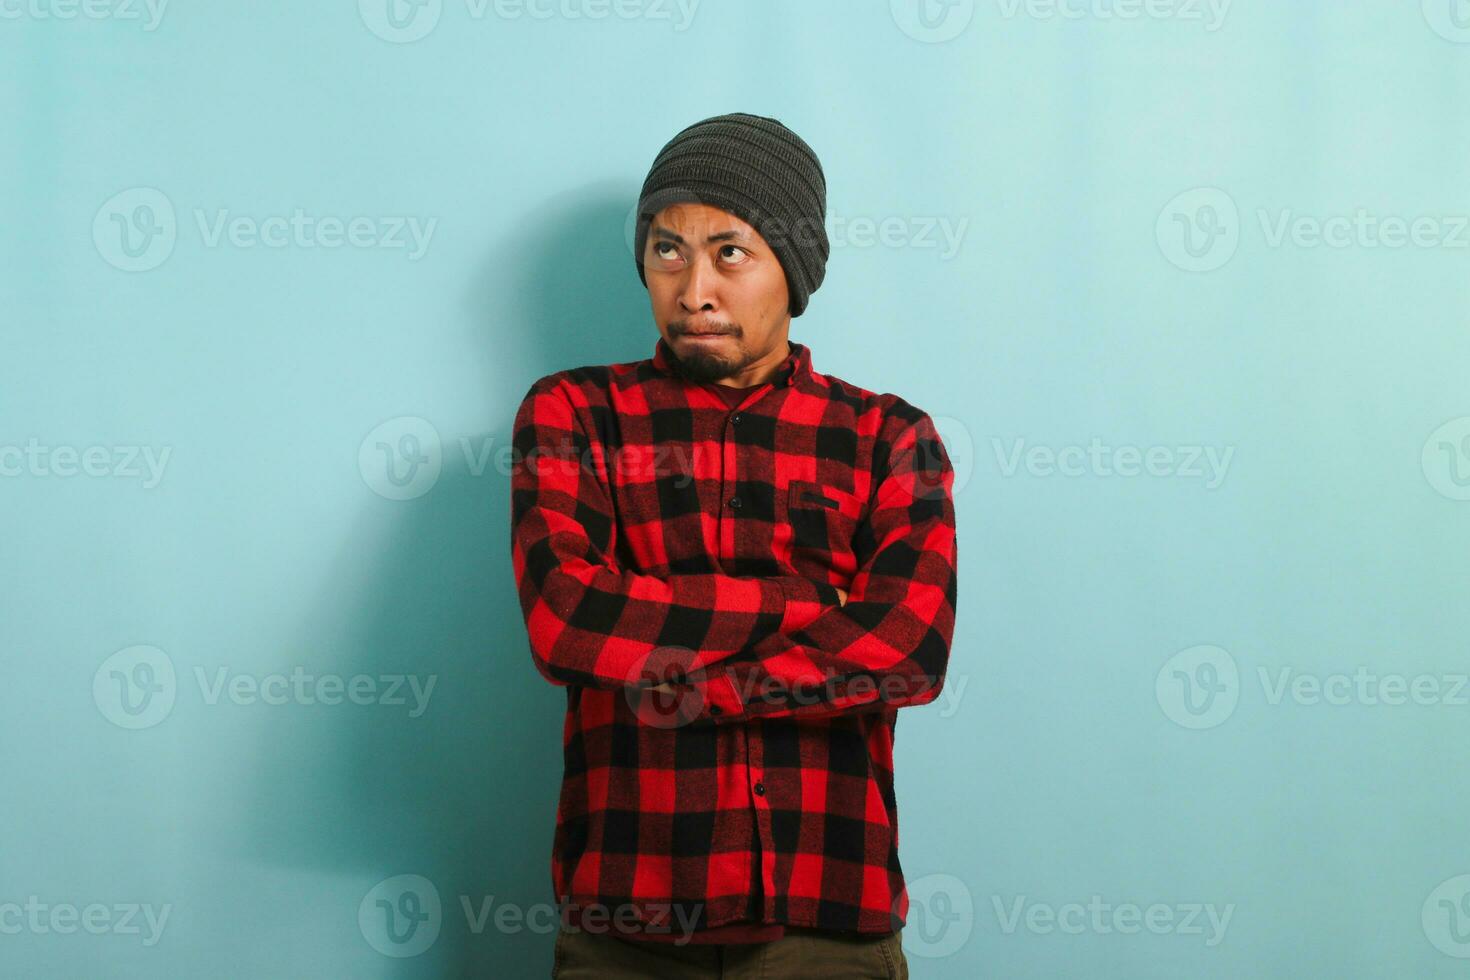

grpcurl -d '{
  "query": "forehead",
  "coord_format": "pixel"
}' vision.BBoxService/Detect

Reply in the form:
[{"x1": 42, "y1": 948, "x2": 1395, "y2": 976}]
[{"x1": 651, "y1": 202, "x2": 760, "y2": 239}]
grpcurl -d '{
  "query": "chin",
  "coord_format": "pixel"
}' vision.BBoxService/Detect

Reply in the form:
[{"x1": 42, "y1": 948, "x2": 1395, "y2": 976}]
[{"x1": 671, "y1": 349, "x2": 740, "y2": 384}]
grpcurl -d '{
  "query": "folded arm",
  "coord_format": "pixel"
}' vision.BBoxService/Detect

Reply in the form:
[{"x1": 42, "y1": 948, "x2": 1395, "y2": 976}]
[
  {"x1": 669, "y1": 404, "x2": 958, "y2": 723},
  {"x1": 510, "y1": 378, "x2": 842, "y2": 691}
]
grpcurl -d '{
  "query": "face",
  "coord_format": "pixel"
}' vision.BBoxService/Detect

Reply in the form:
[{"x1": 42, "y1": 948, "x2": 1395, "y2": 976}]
[{"x1": 642, "y1": 202, "x2": 792, "y2": 386}]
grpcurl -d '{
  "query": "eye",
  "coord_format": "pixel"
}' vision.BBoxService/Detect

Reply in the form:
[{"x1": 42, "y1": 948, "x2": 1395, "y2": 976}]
[
  {"x1": 652, "y1": 241, "x2": 680, "y2": 261},
  {"x1": 719, "y1": 245, "x2": 749, "y2": 263}
]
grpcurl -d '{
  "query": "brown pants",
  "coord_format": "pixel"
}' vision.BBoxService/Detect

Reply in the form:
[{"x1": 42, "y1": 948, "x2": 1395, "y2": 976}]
[{"x1": 551, "y1": 924, "x2": 909, "y2": 979}]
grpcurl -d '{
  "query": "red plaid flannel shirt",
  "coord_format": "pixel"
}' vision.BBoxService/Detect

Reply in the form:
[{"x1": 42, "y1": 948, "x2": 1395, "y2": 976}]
[{"x1": 509, "y1": 337, "x2": 958, "y2": 941}]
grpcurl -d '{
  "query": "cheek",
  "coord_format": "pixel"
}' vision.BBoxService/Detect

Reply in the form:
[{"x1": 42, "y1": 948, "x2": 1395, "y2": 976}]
[{"x1": 757, "y1": 268, "x2": 788, "y2": 310}]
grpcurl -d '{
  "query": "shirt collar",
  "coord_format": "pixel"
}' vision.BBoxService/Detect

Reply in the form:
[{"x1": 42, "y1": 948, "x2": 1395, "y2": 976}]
[{"x1": 651, "y1": 335, "x2": 813, "y2": 388}]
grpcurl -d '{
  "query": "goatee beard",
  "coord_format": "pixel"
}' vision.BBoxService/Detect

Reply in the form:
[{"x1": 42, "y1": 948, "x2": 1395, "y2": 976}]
[
  {"x1": 667, "y1": 328, "x2": 745, "y2": 384},
  {"x1": 669, "y1": 350, "x2": 743, "y2": 384}
]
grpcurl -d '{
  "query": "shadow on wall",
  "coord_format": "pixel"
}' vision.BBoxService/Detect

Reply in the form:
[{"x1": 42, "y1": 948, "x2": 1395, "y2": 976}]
[{"x1": 232, "y1": 184, "x2": 656, "y2": 978}]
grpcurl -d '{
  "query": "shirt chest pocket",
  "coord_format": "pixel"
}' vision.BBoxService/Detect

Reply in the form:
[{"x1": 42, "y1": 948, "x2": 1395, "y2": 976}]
[{"x1": 784, "y1": 479, "x2": 864, "y2": 570}]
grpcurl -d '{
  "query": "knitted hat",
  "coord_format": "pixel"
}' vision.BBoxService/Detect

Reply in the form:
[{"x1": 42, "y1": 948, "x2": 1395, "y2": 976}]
[{"x1": 633, "y1": 112, "x2": 829, "y2": 317}]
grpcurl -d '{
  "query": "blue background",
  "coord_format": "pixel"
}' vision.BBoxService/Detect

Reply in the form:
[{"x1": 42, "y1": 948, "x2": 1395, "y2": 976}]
[{"x1": 4, "y1": 1, "x2": 1469, "y2": 976}]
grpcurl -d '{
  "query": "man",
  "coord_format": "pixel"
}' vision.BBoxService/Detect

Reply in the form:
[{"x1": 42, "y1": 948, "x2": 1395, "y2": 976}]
[{"x1": 510, "y1": 112, "x2": 958, "y2": 979}]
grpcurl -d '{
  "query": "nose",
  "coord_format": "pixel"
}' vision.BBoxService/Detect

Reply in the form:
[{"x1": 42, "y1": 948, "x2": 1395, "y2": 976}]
[{"x1": 677, "y1": 255, "x2": 716, "y2": 313}]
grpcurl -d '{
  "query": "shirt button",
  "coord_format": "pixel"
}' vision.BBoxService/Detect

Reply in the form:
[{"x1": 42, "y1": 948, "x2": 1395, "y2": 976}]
[
  {"x1": 709, "y1": 705, "x2": 722, "y2": 715},
  {"x1": 729, "y1": 497, "x2": 742, "y2": 510},
  {"x1": 730, "y1": 413, "x2": 742, "y2": 424},
  {"x1": 753, "y1": 781, "x2": 766, "y2": 796}
]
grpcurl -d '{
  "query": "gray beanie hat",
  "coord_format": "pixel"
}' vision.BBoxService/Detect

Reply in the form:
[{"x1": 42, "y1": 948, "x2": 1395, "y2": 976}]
[{"x1": 633, "y1": 112, "x2": 829, "y2": 318}]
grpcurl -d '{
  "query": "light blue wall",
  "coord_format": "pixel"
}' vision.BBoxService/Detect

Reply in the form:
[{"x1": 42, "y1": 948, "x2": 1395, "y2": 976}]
[{"x1": 4, "y1": 2, "x2": 1469, "y2": 977}]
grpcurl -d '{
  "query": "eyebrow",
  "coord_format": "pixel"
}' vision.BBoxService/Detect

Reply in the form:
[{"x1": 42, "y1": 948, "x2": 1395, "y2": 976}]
[{"x1": 650, "y1": 225, "x2": 751, "y2": 245}]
